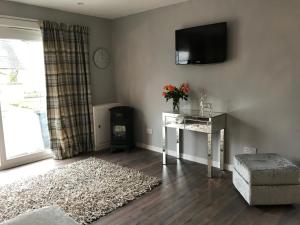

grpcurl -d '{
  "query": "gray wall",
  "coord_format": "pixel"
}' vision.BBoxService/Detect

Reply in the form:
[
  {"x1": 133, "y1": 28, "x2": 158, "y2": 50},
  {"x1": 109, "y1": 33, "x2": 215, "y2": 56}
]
[
  {"x1": 0, "y1": 0, "x2": 115, "y2": 105},
  {"x1": 1, "y1": 0, "x2": 300, "y2": 165},
  {"x1": 112, "y1": 0, "x2": 300, "y2": 165}
]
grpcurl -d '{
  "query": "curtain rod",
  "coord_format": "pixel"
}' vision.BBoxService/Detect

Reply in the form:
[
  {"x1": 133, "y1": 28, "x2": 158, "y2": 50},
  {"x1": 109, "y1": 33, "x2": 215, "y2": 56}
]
[{"x1": 0, "y1": 15, "x2": 39, "y2": 23}]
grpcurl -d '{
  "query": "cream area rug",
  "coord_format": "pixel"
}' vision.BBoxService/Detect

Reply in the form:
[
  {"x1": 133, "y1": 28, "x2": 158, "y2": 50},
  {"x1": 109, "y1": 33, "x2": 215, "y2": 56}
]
[{"x1": 0, "y1": 158, "x2": 161, "y2": 224}]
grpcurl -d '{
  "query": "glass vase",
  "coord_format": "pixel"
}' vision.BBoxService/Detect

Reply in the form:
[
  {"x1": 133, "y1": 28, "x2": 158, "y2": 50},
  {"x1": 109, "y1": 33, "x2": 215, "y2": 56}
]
[{"x1": 172, "y1": 99, "x2": 180, "y2": 113}]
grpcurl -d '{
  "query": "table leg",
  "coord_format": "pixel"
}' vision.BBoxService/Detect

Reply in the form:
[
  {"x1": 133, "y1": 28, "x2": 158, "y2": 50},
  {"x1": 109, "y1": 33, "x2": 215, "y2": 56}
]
[
  {"x1": 162, "y1": 126, "x2": 167, "y2": 165},
  {"x1": 176, "y1": 128, "x2": 182, "y2": 159},
  {"x1": 220, "y1": 129, "x2": 225, "y2": 171},
  {"x1": 207, "y1": 133, "x2": 212, "y2": 178}
]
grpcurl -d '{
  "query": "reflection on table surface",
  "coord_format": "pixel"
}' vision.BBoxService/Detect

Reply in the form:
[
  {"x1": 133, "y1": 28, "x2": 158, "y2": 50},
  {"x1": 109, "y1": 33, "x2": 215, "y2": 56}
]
[{"x1": 163, "y1": 109, "x2": 225, "y2": 118}]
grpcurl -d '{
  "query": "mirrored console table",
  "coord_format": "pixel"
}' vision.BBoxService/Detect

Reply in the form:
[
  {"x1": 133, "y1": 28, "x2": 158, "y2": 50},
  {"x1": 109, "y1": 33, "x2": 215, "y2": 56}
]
[{"x1": 162, "y1": 110, "x2": 226, "y2": 178}]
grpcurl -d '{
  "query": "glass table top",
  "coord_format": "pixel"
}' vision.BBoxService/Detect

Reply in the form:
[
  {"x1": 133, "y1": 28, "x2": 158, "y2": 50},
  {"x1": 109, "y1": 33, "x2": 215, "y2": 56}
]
[{"x1": 163, "y1": 109, "x2": 225, "y2": 118}]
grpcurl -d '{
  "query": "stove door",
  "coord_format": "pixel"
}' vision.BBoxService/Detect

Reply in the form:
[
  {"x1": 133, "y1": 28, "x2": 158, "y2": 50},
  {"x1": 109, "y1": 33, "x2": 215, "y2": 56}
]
[{"x1": 112, "y1": 125, "x2": 127, "y2": 141}]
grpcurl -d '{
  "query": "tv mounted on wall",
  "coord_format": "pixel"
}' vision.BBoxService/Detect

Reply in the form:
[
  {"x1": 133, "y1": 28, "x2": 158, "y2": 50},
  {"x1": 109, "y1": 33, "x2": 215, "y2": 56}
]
[{"x1": 175, "y1": 22, "x2": 227, "y2": 65}]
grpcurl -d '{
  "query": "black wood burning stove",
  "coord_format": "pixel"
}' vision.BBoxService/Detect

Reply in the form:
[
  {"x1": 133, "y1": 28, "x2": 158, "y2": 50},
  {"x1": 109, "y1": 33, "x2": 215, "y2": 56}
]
[{"x1": 109, "y1": 106, "x2": 134, "y2": 152}]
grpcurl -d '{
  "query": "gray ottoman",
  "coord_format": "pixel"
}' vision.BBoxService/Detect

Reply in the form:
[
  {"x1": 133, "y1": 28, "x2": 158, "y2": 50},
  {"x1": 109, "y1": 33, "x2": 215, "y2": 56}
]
[
  {"x1": 233, "y1": 153, "x2": 300, "y2": 205},
  {"x1": 0, "y1": 207, "x2": 79, "y2": 225}
]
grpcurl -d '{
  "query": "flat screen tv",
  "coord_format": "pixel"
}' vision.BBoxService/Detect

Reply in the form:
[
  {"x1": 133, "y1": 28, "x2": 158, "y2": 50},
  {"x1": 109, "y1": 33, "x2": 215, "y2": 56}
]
[{"x1": 175, "y1": 22, "x2": 227, "y2": 65}]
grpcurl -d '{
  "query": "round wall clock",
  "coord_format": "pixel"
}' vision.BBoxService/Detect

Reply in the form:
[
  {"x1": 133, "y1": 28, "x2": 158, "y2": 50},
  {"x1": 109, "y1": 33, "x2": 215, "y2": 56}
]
[{"x1": 93, "y1": 48, "x2": 110, "y2": 69}]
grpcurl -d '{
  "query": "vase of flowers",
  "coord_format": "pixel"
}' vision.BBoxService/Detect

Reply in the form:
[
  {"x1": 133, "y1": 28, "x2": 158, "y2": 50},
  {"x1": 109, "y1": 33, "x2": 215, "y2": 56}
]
[{"x1": 162, "y1": 83, "x2": 190, "y2": 112}]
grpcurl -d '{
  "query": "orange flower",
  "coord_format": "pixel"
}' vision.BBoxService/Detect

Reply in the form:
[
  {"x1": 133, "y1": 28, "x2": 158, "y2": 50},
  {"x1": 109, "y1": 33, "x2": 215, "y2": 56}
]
[{"x1": 168, "y1": 85, "x2": 175, "y2": 92}]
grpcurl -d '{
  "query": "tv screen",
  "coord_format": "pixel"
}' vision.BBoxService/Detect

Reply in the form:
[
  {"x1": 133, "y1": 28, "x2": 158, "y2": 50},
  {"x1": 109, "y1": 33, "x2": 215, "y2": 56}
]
[{"x1": 175, "y1": 22, "x2": 227, "y2": 64}]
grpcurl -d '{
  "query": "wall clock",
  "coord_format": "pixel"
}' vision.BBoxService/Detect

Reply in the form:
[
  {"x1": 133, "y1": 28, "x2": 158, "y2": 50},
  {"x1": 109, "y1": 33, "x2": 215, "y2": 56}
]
[{"x1": 93, "y1": 48, "x2": 110, "y2": 69}]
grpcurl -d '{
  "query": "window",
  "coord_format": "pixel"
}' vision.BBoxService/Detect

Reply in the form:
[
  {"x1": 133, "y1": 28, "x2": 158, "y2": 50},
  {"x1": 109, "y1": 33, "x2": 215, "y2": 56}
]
[{"x1": 0, "y1": 16, "x2": 50, "y2": 169}]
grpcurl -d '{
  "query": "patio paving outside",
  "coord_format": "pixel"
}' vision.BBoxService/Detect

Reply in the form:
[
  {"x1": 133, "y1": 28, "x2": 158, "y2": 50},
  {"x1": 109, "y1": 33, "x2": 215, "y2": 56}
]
[{"x1": 2, "y1": 104, "x2": 49, "y2": 159}]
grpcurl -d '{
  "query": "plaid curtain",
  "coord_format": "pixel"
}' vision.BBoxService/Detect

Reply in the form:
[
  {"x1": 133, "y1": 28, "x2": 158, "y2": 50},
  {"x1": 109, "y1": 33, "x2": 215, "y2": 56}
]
[{"x1": 41, "y1": 20, "x2": 94, "y2": 159}]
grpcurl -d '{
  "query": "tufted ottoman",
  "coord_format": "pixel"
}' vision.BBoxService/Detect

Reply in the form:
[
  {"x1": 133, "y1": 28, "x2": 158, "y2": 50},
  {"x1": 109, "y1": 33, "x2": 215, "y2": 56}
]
[{"x1": 233, "y1": 153, "x2": 300, "y2": 205}]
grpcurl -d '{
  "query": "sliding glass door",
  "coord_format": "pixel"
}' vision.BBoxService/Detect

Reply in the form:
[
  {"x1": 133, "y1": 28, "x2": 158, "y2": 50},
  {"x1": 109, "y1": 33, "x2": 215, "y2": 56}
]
[{"x1": 0, "y1": 17, "x2": 51, "y2": 169}]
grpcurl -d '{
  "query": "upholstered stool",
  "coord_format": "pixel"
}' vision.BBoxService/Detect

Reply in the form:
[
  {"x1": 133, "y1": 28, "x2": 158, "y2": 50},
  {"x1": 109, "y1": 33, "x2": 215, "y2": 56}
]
[
  {"x1": 233, "y1": 153, "x2": 300, "y2": 205},
  {"x1": 0, "y1": 207, "x2": 79, "y2": 225}
]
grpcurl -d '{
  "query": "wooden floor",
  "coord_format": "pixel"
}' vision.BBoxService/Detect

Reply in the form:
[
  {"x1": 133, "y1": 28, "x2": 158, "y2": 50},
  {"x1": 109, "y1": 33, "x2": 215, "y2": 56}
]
[{"x1": 0, "y1": 148, "x2": 299, "y2": 225}]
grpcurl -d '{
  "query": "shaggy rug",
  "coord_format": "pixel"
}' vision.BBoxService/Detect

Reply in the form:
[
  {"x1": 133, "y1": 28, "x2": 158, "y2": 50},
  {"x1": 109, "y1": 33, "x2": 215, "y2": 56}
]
[{"x1": 0, "y1": 158, "x2": 161, "y2": 224}]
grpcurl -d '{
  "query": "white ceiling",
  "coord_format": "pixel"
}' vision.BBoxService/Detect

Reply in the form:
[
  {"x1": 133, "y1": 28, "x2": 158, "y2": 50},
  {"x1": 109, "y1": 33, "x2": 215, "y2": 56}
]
[{"x1": 7, "y1": 0, "x2": 188, "y2": 19}]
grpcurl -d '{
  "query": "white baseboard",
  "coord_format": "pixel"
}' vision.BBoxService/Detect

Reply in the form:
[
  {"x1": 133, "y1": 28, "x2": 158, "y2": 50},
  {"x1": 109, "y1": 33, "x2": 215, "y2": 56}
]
[{"x1": 136, "y1": 142, "x2": 233, "y2": 171}]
